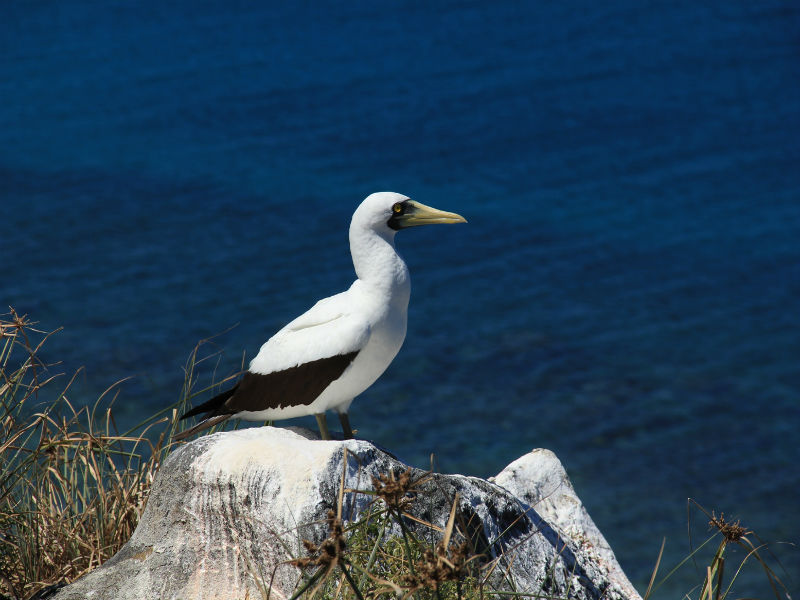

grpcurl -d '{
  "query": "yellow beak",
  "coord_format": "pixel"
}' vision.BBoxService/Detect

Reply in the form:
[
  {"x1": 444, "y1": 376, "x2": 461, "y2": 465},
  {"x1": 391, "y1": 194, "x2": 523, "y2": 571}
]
[{"x1": 396, "y1": 200, "x2": 467, "y2": 227}]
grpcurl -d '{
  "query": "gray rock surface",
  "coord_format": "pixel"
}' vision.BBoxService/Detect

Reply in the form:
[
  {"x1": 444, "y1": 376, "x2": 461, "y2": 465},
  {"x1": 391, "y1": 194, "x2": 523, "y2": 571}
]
[
  {"x1": 493, "y1": 449, "x2": 641, "y2": 600},
  {"x1": 54, "y1": 427, "x2": 641, "y2": 600}
]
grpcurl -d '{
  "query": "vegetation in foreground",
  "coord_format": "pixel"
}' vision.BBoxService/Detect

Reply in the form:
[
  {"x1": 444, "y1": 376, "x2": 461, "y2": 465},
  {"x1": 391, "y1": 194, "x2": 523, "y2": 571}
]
[
  {"x1": 0, "y1": 309, "x2": 792, "y2": 600},
  {"x1": 279, "y1": 467, "x2": 492, "y2": 600},
  {"x1": 0, "y1": 308, "x2": 230, "y2": 599}
]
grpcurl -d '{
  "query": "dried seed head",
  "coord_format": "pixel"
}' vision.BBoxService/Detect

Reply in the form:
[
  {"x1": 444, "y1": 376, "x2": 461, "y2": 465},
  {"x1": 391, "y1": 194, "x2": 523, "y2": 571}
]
[
  {"x1": 289, "y1": 510, "x2": 347, "y2": 571},
  {"x1": 709, "y1": 511, "x2": 751, "y2": 543},
  {"x1": 371, "y1": 467, "x2": 430, "y2": 512}
]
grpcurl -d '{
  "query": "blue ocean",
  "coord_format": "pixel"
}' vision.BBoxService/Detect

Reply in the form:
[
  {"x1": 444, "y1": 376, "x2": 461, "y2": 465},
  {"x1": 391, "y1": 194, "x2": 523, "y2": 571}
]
[{"x1": 2, "y1": 1, "x2": 798, "y2": 596}]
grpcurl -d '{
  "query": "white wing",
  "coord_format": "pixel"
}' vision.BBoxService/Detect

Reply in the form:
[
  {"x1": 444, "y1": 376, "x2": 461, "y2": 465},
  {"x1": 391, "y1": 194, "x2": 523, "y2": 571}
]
[{"x1": 249, "y1": 291, "x2": 371, "y2": 375}]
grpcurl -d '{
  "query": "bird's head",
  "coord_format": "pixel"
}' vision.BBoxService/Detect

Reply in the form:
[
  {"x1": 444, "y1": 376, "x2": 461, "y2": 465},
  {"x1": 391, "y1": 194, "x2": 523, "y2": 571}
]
[{"x1": 352, "y1": 191, "x2": 467, "y2": 237}]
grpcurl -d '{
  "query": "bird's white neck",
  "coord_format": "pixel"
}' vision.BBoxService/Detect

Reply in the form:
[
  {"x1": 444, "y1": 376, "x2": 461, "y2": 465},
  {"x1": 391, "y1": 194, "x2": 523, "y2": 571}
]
[{"x1": 349, "y1": 225, "x2": 410, "y2": 306}]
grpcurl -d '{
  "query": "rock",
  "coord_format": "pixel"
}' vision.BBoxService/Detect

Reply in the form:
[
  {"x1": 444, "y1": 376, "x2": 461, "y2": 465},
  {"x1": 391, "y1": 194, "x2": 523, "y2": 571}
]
[
  {"x1": 494, "y1": 449, "x2": 642, "y2": 600},
  {"x1": 54, "y1": 427, "x2": 641, "y2": 600}
]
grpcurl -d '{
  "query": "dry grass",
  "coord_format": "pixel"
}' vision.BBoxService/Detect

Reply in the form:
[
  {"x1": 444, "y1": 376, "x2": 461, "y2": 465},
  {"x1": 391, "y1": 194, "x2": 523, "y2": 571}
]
[
  {"x1": 0, "y1": 310, "x2": 164, "y2": 598},
  {"x1": 0, "y1": 309, "x2": 232, "y2": 600}
]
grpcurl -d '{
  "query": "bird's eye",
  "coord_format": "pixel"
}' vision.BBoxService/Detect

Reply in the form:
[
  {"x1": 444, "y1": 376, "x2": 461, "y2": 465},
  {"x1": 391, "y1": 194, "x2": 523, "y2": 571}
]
[{"x1": 392, "y1": 202, "x2": 404, "y2": 214}]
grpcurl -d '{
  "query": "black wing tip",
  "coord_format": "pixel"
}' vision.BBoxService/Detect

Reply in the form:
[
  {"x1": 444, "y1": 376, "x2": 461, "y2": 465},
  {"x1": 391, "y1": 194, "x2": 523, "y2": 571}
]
[
  {"x1": 179, "y1": 383, "x2": 239, "y2": 420},
  {"x1": 179, "y1": 404, "x2": 206, "y2": 421}
]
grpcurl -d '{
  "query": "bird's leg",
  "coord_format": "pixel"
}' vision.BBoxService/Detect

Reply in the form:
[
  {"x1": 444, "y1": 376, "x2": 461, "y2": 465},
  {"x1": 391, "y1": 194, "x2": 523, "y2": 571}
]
[
  {"x1": 338, "y1": 411, "x2": 354, "y2": 439},
  {"x1": 315, "y1": 413, "x2": 331, "y2": 440}
]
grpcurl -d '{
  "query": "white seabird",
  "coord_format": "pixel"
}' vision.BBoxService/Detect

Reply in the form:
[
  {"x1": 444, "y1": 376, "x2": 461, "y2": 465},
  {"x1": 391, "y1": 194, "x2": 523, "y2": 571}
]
[{"x1": 175, "y1": 192, "x2": 467, "y2": 441}]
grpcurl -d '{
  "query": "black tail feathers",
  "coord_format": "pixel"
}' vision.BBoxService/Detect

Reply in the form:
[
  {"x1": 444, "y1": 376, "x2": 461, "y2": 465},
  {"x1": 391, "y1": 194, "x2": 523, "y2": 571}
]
[{"x1": 180, "y1": 384, "x2": 238, "y2": 420}]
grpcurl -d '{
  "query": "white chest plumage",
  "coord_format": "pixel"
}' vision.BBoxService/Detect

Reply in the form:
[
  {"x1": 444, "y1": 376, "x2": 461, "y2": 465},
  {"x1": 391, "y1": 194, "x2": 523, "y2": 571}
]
[{"x1": 314, "y1": 275, "x2": 410, "y2": 414}]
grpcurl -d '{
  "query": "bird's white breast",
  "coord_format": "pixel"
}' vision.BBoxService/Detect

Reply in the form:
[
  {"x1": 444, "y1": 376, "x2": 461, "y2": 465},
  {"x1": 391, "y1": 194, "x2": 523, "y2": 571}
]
[{"x1": 312, "y1": 278, "x2": 409, "y2": 413}]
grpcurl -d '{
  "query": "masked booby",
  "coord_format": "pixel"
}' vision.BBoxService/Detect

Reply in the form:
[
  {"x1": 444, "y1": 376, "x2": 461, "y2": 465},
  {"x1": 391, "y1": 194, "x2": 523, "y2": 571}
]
[{"x1": 175, "y1": 192, "x2": 466, "y2": 441}]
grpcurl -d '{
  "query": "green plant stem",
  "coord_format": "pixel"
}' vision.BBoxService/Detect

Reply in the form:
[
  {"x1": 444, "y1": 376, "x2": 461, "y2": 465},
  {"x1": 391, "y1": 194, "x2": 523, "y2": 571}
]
[
  {"x1": 287, "y1": 567, "x2": 327, "y2": 600},
  {"x1": 340, "y1": 560, "x2": 366, "y2": 600}
]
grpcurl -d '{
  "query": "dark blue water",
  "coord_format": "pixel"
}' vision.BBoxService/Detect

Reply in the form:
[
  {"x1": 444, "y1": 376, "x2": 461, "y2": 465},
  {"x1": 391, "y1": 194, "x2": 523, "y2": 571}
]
[{"x1": 2, "y1": 1, "x2": 798, "y2": 596}]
